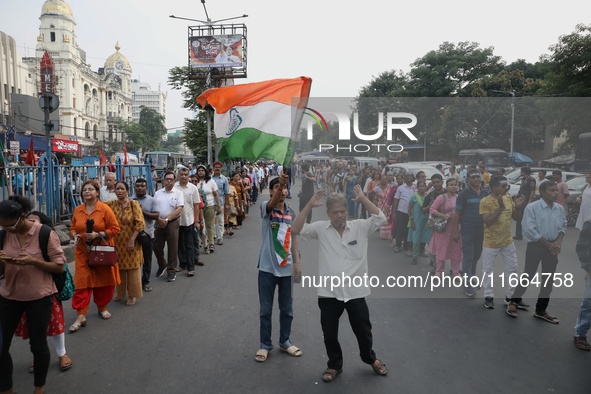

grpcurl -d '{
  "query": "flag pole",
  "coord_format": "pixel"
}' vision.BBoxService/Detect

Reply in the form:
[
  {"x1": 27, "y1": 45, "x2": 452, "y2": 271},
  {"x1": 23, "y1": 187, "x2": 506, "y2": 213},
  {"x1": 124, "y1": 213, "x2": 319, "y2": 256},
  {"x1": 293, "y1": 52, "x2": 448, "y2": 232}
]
[{"x1": 206, "y1": 71, "x2": 212, "y2": 165}]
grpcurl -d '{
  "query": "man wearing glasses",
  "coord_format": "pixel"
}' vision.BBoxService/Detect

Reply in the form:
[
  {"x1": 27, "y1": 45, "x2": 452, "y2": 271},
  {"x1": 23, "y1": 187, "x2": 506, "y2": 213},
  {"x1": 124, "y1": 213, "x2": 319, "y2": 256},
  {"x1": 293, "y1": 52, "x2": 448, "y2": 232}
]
[
  {"x1": 508, "y1": 181, "x2": 566, "y2": 323},
  {"x1": 451, "y1": 168, "x2": 489, "y2": 297},
  {"x1": 479, "y1": 176, "x2": 526, "y2": 309},
  {"x1": 153, "y1": 171, "x2": 184, "y2": 282}
]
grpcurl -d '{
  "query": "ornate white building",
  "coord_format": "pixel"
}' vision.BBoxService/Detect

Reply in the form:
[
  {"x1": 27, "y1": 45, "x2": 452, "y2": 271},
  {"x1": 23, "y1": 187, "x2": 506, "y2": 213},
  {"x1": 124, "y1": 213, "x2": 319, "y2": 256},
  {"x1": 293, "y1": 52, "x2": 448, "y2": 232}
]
[{"x1": 17, "y1": 0, "x2": 133, "y2": 154}]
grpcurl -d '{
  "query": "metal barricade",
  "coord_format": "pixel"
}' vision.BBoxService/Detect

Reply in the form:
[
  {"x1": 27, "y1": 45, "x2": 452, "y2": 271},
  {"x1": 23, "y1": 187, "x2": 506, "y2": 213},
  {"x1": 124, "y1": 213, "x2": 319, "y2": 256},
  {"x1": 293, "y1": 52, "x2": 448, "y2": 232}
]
[{"x1": 0, "y1": 160, "x2": 154, "y2": 224}]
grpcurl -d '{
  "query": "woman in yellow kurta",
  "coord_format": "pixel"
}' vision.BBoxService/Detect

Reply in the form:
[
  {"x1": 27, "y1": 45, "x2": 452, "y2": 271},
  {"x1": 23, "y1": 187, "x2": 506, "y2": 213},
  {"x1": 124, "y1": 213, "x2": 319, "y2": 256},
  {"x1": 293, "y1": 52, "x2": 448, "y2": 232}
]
[
  {"x1": 105, "y1": 181, "x2": 145, "y2": 306},
  {"x1": 69, "y1": 180, "x2": 121, "y2": 332},
  {"x1": 231, "y1": 172, "x2": 246, "y2": 228},
  {"x1": 224, "y1": 179, "x2": 239, "y2": 231}
]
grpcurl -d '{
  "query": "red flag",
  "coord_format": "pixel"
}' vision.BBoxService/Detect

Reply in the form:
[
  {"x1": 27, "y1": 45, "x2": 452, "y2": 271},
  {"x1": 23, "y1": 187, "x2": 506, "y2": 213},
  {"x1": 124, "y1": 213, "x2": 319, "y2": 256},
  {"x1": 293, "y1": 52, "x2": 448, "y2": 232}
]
[
  {"x1": 99, "y1": 146, "x2": 107, "y2": 165},
  {"x1": 121, "y1": 144, "x2": 128, "y2": 179},
  {"x1": 25, "y1": 138, "x2": 36, "y2": 166}
]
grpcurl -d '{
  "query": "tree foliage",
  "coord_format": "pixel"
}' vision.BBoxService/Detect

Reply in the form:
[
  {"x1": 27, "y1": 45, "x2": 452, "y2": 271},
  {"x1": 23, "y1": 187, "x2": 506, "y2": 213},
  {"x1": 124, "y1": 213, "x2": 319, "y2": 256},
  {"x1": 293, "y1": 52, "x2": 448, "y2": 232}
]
[
  {"x1": 168, "y1": 66, "x2": 214, "y2": 160},
  {"x1": 356, "y1": 42, "x2": 551, "y2": 157}
]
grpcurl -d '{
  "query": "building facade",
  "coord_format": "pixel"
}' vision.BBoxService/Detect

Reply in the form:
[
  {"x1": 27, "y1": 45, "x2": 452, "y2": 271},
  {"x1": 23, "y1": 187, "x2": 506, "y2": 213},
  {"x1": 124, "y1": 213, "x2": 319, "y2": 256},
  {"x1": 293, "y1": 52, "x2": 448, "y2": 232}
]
[
  {"x1": 131, "y1": 79, "x2": 167, "y2": 124},
  {"x1": 0, "y1": 0, "x2": 133, "y2": 155}
]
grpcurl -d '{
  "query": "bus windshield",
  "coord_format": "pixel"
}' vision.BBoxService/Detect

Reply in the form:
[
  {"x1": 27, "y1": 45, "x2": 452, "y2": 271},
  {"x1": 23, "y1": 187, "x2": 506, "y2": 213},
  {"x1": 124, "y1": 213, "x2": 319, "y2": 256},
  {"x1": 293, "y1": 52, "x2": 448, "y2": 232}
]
[{"x1": 146, "y1": 153, "x2": 168, "y2": 168}]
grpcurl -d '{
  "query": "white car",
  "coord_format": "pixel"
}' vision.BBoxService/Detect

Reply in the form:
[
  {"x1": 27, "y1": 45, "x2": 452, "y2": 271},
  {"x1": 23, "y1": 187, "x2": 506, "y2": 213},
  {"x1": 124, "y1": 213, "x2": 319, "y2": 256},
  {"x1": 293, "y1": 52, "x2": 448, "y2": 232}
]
[
  {"x1": 508, "y1": 170, "x2": 581, "y2": 196},
  {"x1": 386, "y1": 164, "x2": 444, "y2": 180}
]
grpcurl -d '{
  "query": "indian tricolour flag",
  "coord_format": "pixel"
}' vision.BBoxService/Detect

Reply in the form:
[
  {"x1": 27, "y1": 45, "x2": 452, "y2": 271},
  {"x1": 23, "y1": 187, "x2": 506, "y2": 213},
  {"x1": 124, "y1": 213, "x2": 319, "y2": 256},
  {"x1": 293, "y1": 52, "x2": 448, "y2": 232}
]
[{"x1": 196, "y1": 77, "x2": 312, "y2": 166}]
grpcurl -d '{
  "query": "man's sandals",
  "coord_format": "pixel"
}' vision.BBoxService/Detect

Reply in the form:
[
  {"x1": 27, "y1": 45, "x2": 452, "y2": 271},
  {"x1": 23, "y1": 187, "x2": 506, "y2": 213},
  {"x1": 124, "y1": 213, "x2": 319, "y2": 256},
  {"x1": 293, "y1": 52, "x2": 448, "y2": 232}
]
[
  {"x1": 574, "y1": 336, "x2": 591, "y2": 351},
  {"x1": 322, "y1": 359, "x2": 388, "y2": 383},
  {"x1": 371, "y1": 359, "x2": 388, "y2": 376},
  {"x1": 255, "y1": 346, "x2": 302, "y2": 362},
  {"x1": 322, "y1": 368, "x2": 343, "y2": 382},
  {"x1": 280, "y1": 345, "x2": 302, "y2": 357}
]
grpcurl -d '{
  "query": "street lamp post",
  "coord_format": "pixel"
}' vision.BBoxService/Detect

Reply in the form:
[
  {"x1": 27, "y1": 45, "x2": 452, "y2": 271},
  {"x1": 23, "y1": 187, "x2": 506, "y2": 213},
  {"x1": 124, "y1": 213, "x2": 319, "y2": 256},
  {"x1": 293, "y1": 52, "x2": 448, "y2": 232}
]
[
  {"x1": 491, "y1": 89, "x2": 515, "y2": 156},
  {"x1": 170, "y1": 0, "x2": 248, "y2": 165},
  {"x1": 510, "y1": 90, "x2": 515, "y2": 157}
]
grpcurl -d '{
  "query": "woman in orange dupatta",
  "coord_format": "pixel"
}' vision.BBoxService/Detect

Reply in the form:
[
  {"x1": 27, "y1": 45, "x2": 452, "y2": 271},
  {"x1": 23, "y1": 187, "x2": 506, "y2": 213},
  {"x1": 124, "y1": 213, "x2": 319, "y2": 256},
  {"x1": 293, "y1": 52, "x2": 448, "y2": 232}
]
[{"x1": 69, "y1": 180, "x2": 120, "y2": 332}]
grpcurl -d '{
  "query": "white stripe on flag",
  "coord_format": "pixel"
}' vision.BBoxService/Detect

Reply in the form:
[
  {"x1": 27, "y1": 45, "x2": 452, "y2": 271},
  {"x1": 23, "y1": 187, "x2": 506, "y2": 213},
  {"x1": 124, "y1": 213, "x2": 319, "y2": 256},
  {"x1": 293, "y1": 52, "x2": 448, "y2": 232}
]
[{"x1": 213, "y1": 101, "x2": 294, "y2": 139}]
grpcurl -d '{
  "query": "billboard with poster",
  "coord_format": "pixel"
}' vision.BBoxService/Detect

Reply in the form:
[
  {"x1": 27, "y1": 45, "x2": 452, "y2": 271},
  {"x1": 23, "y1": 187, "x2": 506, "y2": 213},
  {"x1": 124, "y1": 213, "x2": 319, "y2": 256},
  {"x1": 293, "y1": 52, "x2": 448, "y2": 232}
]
[{"x1": 189, "y1": 34, "x2": 245, "y2": 69}]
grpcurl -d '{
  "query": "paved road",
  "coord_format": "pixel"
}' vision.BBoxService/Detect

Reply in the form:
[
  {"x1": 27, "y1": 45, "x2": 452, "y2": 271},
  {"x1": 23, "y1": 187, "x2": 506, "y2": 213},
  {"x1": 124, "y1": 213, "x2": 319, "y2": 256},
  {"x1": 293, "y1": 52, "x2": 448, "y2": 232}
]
[{"x1": 9, "y1": 182, "x2": 590, "y2": 394}]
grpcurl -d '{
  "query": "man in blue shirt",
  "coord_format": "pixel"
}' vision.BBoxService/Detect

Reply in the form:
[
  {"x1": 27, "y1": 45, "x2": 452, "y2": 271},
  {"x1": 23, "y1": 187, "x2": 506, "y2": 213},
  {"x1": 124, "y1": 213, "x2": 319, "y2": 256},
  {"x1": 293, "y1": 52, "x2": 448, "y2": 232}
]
[
  {"x1": 508, "y1": 181, "x2": 566, "y2": 322},
  {"x1": 255, "y1": 174, "x2": 301, "y2": 362},
  {"x1": 451, "y1": 168, "x2": 488, "y2": 297},
  {"x1": 211, "y1": 161, "x2": 230, "y2": 245}
]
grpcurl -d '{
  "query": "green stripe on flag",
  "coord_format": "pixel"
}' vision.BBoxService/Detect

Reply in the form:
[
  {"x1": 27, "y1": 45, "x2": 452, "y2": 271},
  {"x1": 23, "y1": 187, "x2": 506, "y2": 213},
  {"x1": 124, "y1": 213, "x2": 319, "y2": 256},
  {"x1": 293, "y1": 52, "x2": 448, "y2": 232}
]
[{"x1": 217, "y1": 128, "x2": 295, "y2": 166}]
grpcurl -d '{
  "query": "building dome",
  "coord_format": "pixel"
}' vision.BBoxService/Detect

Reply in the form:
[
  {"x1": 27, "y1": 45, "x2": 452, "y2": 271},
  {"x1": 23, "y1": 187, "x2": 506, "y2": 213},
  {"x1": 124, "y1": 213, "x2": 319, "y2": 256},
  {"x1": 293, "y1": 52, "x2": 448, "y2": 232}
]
[
  {"x1": 41, "y1": 0, "x2": 74, "y2": 22},
  {"x1": 104, "y1": 42, "x2": 131, "y2": 70}
]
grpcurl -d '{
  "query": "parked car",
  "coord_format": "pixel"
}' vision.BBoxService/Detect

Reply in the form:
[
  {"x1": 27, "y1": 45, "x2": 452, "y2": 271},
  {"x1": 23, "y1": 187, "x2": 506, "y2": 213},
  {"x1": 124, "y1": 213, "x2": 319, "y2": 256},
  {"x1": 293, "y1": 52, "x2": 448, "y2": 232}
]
[
  {"x1": 565, "y1": 175, "x2": 588, "y2": 226},
  {"x1": 504, "y1": 167, "x2": 577, "y2": 184},
  {"x1": 353, "y1": 157, "x2": 381, "y2": 169},
  {"x1": 386, "y1": 164, "x2": 443, "y2": 180},
  {"x1": 508, "y1": 169, "x2": 582, "y2": 197}
]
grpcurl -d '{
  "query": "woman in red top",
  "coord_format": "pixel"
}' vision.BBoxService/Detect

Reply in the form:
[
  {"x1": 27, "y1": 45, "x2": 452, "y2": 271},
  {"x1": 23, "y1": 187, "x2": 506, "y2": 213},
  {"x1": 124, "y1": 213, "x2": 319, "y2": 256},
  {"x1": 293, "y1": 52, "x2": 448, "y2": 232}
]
[
  {"x1": 0, "y1": 196, "x2": 66, "y2": 394},
  {"x1": 69, "y1": 180, "x2": 121, "y2": 333}
]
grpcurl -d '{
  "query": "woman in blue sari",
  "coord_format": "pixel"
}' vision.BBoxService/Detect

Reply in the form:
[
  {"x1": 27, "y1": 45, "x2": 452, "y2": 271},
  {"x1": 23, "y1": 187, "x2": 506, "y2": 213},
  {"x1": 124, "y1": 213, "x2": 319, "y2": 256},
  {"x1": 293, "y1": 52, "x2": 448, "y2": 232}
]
[{"x1": 408, "y1": 181, "x2": 432, "y2": 265}]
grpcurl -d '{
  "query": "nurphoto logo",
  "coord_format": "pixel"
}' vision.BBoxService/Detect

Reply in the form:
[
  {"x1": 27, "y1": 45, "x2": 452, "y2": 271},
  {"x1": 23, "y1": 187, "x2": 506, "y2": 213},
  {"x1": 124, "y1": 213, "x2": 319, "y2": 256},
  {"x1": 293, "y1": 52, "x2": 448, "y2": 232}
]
[{"x1": 303, "y1": 107, "x2": 418, "y2": 154}]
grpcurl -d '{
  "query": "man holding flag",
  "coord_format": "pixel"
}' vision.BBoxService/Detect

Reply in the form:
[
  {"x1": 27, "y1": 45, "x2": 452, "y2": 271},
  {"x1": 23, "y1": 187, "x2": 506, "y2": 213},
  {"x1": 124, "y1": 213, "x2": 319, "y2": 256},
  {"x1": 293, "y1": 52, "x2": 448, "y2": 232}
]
[{"x1": 198, "y1": 77, "x2": 311, "y2": 363}]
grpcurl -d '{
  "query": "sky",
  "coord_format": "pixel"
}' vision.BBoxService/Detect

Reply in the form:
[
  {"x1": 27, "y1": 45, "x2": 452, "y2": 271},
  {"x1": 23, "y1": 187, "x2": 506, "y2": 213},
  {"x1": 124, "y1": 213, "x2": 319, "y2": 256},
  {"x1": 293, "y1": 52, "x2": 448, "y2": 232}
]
[{"x1": 2, "y1": 0, "x2": 590, "y2": 132}]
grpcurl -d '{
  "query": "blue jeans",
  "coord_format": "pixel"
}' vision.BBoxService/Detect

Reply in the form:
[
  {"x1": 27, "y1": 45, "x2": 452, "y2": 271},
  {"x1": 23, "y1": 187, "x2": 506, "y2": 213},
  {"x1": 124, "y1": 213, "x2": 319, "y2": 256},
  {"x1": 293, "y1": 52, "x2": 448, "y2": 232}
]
[
  {"x1": 575, "y1": 274, "x2": 591, "y2": 338},
  {"x1": 461, "y1": 224, "x2": 484, "y2": 292},
  {"x1": 258, "y1": 270, "x2": 293, "y2": 351}
]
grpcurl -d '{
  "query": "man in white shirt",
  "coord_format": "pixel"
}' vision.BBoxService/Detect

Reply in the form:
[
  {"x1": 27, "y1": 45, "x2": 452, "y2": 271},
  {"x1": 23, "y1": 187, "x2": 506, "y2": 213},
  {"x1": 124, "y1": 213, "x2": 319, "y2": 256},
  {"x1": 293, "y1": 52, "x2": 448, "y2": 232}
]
[
  {"x1": 248, "y1": 165, "x2": 259, "y2": 203},
  {"x1": 392, "y1": 172, "x2": 417, "y2": 253},
  {"x1": 174, "y1": 167, "x2": 202, "y2": 277},
  {"x1": 153, "y1": 171, "x2": 185, "y2": 282},
  {"x1": 100, "y1": 172, "x2": 117, "y2": 202},
  {"x1": 292, "y1": 185, "x2": 388, "y2": 382}
]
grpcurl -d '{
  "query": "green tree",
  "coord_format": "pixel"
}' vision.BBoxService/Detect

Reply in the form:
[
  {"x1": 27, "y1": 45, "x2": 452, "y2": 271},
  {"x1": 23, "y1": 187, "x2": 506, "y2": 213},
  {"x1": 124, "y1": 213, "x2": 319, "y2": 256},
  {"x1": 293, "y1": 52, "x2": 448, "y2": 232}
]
[
  {"x1": 161, "y1": 134, "x2": 184, "y2": 152},
  {"x1": 168, "y1": 66, "x2": 213, "y2": 159},
  {"x1": 138, "y1": 107, "x2": 166, "y2": 152},
  {"x1": 117, "y1": 118, "x2": 142, "y2": 152},
  {"x1": 539, "y1": 24, "x2": 591, "y2": 152},
  {"x1": 409, "y1": 41, "x2": 503, "y2": 97}
]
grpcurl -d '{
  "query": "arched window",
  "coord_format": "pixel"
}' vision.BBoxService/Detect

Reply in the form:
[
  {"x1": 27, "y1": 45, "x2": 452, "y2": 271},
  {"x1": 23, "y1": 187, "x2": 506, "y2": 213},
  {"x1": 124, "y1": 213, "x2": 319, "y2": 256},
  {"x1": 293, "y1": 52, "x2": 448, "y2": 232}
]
[
  {"x1": 85, "y1": 122, "x2": 90, "y2": 138},
  {"x1": 93, "y1": 124, "x2": 98, "y2": 140}
]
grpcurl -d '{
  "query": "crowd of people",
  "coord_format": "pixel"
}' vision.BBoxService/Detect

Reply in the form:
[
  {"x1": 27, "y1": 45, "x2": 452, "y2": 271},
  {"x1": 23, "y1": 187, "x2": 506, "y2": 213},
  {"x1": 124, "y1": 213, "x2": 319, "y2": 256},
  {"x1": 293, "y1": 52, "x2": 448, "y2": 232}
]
[
  {"x1": 0, "y1": 160, "x2": 281, "y2": 393},
  {"x1": 291, "y1": 160, "x2": 591, "y2": 356},
  {"x1": 2, "y1": 157, "x2": 591, "y2": 392}
]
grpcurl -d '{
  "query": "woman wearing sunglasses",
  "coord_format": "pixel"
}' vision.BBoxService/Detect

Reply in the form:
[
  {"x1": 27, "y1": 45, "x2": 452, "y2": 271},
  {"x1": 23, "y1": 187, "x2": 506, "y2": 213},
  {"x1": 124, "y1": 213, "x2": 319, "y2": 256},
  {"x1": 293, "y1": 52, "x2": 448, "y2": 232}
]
[{"x1": 0, "y1": 196, "x2": 66, "y2": 394}]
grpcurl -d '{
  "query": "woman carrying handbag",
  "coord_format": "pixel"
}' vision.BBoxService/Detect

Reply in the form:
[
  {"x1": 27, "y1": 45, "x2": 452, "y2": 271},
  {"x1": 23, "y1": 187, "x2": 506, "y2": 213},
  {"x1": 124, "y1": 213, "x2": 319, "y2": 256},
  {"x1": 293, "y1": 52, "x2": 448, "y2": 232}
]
[{"x1": 69, "y1": 180, "x2": 121, "y2": 332}]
